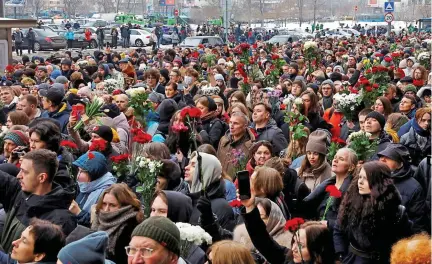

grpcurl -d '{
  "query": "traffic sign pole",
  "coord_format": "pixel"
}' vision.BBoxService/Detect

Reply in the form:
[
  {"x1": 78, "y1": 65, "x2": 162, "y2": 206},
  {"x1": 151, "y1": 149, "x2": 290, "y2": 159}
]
[{"x1": 384, "y1": 1, "x2": 395, "y2": 37}]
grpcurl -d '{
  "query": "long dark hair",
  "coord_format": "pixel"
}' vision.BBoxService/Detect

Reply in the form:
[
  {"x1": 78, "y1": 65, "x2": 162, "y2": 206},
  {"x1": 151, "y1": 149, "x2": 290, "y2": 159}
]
[
  {"x1": 250, "y1": 141, "x2": 273, "y2": 168},
  {"x1": 338, "y1": 161, "x2": 401, "y2": 235}
]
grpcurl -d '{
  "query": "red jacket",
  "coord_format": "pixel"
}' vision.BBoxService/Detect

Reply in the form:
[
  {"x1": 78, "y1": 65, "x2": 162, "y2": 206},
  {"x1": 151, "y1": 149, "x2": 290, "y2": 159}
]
[{"x1": 84, "y1": 31, "x2": 92, "y2": 41}]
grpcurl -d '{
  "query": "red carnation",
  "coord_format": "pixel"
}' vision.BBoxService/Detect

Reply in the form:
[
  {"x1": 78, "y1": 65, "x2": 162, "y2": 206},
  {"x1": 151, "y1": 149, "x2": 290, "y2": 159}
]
[
  {"x1": 375, "y1": 53, "x2": 383, "y2": 57},
  {"x1": 132, "y1": 133, "x2": 152, "y2": 144},
  {"x1": 252, "y1": 43, "x2": 258, "y2": 49},
  {"x1": 365, "y1": 85, "x2": 373, "y2": 92},
  {"x1": 373, "y1": 83, "x2": 379, "y2": 89},
  {"x1": 391, "y1": 52, "x2": 401, "y2": 58},
  {"x1": 229, "y1": 200, "x2": 242, "y2": 208},
  {"x1": 413, "y1": 79, "x2": 424, "y2": 87},
  {"x1": 365, "y1": 69, "x2": 372, "y2": 74},
  {"x1": 89, "y1": 139, "x2": 107, "y2": 152},
  {"x1": 180, "y1": 107, "x2": 202, "y2": 119},
  {"x1": 384, "y1": 57, "x2": 392, "y2": 63},
  {"x1": 60, "y1": 140, "x2": 78, "y2": 150},
  {"x1": 371, "y1": 67, "x2": 378, "y2": 73},
  {"x1": 88, "y1": 152, "x2": 95, "y2": 160},
  {"x1": 280, "y1": 104, "x2": 286, "y2": 110},
  {"x1": 270, "y1": 65, "x2": 276, "y2": 70},
  {"x1": 239, "y1": 43, "x2": 250, "y2": 51},
  {"x1": 325, "y1": 185, "x2": 342, "y2": 198},
  {"x1": 5, "y1": 65, "x2": 14, "y2": 73},
  {"x1": 271, "y1": 54, "x2": 279, "y2": 60},
  {"x1": 284, "y1": 217, "x2": 305, "y2": 232},
  {"x1": 110, "y1": 154, "x2": 130, "y2": 163},
  {"x1": 113, "y1": 89, "x2": 123, "y2": 95}
]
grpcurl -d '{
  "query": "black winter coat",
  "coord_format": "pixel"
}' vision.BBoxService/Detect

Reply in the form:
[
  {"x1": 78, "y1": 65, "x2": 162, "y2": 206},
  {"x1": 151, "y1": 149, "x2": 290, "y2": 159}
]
[
  {"x1": 0, "y1": 171, "x2": 76, "y2": 252},
  {"x1": 189, "y1": 180, "x2": 235, "y2": 231},
  {"x1": 251, "y1": 119, "x2": 288, "y2": 156},
  {"x1": 281, "y1": 168, "x2": 310, "y2": 218},
  {"x1": 303, "y1": 175, "x2": 352, "y2": 232},
  {"x1": 414, "y1": 157, "x2": 431, "y2": 233},
  {"x1": 199, "y1": 117, "x2": 225, "y2": 149},
  {"x1": 391, "y1": 165, "x2": 426, "y2": 233}
]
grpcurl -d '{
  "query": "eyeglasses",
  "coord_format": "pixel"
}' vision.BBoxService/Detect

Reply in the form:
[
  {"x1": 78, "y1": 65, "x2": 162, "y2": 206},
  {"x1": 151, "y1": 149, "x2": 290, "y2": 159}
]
[{"x1": 125, "y1": 246, "x2": 154, "y2": 258}]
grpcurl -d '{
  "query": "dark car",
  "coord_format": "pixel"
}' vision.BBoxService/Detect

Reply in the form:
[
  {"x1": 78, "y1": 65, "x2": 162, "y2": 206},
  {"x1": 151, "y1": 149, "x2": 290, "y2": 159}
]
[
  {"x1": 179, "y1": 36, "x2": 223, "y2": 48},
  {"x1": 267, "y1": 34, "x2": 301, "y2": 45},
  {"x1": 13, "y1": 28, "x2": 66, "y2": 51}
]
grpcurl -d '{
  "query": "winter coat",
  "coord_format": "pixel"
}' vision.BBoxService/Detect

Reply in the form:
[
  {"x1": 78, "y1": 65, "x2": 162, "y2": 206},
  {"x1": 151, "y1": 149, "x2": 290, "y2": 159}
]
[
  {"x1": 391, "y1": 165, "x2": 426, "y2": 233},
  {"x1": 189, "y1": 179, "x2": 236, "y2": 231},
  {"x1": 199, "y1": 116, "x2": 225, "y2": 149},
  {"x1": 303, "y1": 175, "x2": 352, "y2": 232},
  {"x1": 65, "y1": 31, "x2": 75, "y2": 40},
  {"x1": 96, "y1": 28, "x2": 104, "y2": 40},
  {"x1": 323, "y1": 108, "x2": 344, "y2": 142},
  {"x1": 217, "y1": 128, "x2": 255, "y2": 178},
  {"x1": 0, "y1": 171, "x2": 76, "y2": 253},
  {"x1": 112, "y1": 113, "x2": 130, "y2": 154},
  {"x1": 369, "y1": 131, "x2": 392, "y2": 161},
  {"x1": 55, "y1": 147, "x2": 76, "y2": 190},
  {"x1": 414, "y1": 157, "x2": 431, "y2": 233},
  {"x1": 281, "y1": 168, "x2": 310, "y2": 218},
  {"x1": 333, "y1": 205, "x2": 412, "y2": 264},
  {"x1": 243, "y1": 206, "x2": 291, "y2": 264},
  {"x1": 297, "y1": 161, "x2": 333, "y2": 192},
  {"x1": 1, "y1": 97, "x2": 18, "y2": 117},
  {"x1": 75, "y1": 172, "x2": 116, "y2": 227},
  {"x1": 251, "y1": 119, "x2": 288, "y2": 156},
  {"x1": 12, "y1": 31, "x2": 23, "y2": 43},
  {"x1": 154, "y1": 83, "x2": 165, "y2": 95},
  {"x1": 171, "y1": 32, "x2": 180, "y2": 44},
  {"x1": 400, "y1": 121, "x2": 431, "y2": 166},
  {"x1": 157, "y1": 99, "x2": 178, "y2": 136},
  {"x1": 40, "y1": 102, "x2": 71, "y2": 135},
  {"x1": 26, "y1": 30, "x2": 36, "y2": 41}
]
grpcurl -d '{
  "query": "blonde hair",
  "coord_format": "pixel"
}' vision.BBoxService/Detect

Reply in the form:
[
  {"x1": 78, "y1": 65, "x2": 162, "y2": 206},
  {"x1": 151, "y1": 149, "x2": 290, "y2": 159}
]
[
  {"x1": 390, "y1": 233, "x2": 431, "y2": 264},
  {"x1": 209, "y1": 240, "x2": 255, "y2": 264},
  {"x1": 252, "y1": 166, "x2": 284, "y2": 198}
]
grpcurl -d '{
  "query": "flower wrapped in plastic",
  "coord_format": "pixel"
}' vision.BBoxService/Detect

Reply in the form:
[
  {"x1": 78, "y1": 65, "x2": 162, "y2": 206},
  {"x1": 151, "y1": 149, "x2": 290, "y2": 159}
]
[
  {"x1": 333, "y1": 92, "x2": 361, "y2": 121},
  {"x1": 175, "y1": 222, "x2": 212, "y2": 260}
]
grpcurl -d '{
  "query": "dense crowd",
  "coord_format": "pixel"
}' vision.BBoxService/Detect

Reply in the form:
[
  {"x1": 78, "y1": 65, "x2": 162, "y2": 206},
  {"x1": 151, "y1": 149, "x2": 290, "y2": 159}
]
[{"x1": 0, "y1": 26, "x2": 430, "y2": 264}]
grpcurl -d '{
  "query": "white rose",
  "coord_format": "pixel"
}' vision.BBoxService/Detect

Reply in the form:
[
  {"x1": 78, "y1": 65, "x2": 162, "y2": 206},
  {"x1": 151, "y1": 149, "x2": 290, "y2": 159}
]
[
  {"x1": 139, "y1": 161, "x2": 146, "y2": 168},
  {"x1": 113, "y1": 166, "x2": 118, "y2": 171}
]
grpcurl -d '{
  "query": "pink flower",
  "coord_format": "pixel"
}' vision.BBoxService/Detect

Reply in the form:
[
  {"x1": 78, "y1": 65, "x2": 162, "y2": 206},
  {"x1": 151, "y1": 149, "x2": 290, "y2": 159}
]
[{"x1": 172, "y1": 123, "x2": 189, "y2": 133}]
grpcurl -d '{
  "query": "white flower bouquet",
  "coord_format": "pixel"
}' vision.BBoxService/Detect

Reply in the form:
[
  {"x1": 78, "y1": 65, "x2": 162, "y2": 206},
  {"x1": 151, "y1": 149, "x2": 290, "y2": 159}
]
[
  {"x1": 104, "y1": 79, "x2": 122, "y2": 94},
  {"x1": 333, "y1": 92, "x2": 361, "y2": 121},
  {"x1": 303, "y1": 41, "x2": 320, "y2": 74},
  {"x1": 303, "y1": 41, "x2": 318, "y2": 51},
  {"x1": 347, "y1": 131, "x2": 378, "y2": 161},
  {"x1": 125, "y1": 86, "x2": 152, "y2": 127},
  {"x1": 133, "y1": 157, "x2": 163, "y2": 216},
  {"x1": 175, "y1": 222, "x2": 212, "y2": 260}
]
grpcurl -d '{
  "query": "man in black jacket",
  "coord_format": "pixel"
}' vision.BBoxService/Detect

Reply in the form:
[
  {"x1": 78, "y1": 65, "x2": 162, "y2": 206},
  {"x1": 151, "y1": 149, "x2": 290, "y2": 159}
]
[
  {"x1": 378, "y1": 143, "x2": 426, "y2": 233},
  {"x1": 0, "y1": 149, "x2": 76, "y2": 253}
]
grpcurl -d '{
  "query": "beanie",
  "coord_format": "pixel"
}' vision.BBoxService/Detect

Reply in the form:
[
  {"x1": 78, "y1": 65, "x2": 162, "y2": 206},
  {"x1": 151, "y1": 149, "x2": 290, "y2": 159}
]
[
  {"x1": 404, "y1": 84, "x2": 417, "y2": 94},
  {"x1": 58, "y1": 231, "x2": 108, "y2": 264},
  {"x1": 131, "y1": 216, "x2": 180, "y2": 256},
  {"x1": 366, "y1": 111, "x2": 385, "y2": 130},
  {"x1": 214, "y1": 74, "x2": 225, "y2": 83},
  {"x1": 148, "y1": 92, "x2": 165, "y2": 104},
  {"x1": 4, "y1": 130, "x2": 29, "y2": 146},
  {"x1": 92, "y1": 125, "x2": 114, "y2": 142},
  {"x1": 289, "y1": 62, "x2": 299, "y2": 72},
  {"x1": 72, "y1": 152, "x2": 108, "y2": 181},
  {"x1": 100, "y1": 104, "x2": 121, "y2": 119},
  {"x1": 306, "y1": 130, "x2": 328, "y2": 155}
]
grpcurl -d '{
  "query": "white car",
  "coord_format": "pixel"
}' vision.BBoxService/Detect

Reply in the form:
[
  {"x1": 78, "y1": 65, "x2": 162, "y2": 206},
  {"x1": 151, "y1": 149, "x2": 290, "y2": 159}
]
[
  {"x1": 339, "y1": 28, "x2": 360, "y2": 36},
  {"x1": 129, "y1": 29, "x2": 152, "y2": 47}
]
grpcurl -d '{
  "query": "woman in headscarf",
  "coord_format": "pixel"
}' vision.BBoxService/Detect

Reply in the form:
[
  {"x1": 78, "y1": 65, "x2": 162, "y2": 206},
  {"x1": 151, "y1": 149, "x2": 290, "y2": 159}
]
[
  {"x1": 184, "y1": 151, "x2": 235, "y2": 231},
  {"x1": 195, "y1": 96, "x2": 225, "y2": 148}
]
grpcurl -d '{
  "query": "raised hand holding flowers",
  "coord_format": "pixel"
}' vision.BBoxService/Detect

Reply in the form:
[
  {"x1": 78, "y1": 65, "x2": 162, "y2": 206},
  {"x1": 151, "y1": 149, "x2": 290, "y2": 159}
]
[{"x1": 284, "y1": 217, "x2": 306, "y2": 263}]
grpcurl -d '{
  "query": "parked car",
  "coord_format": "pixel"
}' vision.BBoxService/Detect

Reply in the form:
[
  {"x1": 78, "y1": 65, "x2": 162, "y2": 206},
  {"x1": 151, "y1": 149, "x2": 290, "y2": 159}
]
[
  {"x1": 268, "y1": 34, "x2": 300, "y2": 45},
  {"x1": 129, "y1": 29, "x2": 152, "y2": 47},
  {"x1": 179, "y1": 36, "x2": 223, "y2": 48},
  {"x1": 13, "y1": 28, "x2": 66, "y2": 51},
  {"x1": 325, "y1": 29, "x2": 351, "y2": 38},
  {"x1": 83, "y1": 20, "x2": 108, "y2": 28},
  {"x1": 339, "y1": 28, "x2": 360, "y2": 36}
]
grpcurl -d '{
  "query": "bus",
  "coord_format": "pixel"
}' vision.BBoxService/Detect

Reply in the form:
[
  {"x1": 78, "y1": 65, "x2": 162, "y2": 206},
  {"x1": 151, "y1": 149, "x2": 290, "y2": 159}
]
[
  {"x1": 115, "y1": 14, "x2": 147, "y2": 25},
  {"x1": 357, "y1": 14, "x2": 385, "y2": 22},
  {"x1": 418, "y1": 18, "x2": 431, "y2": 32}
]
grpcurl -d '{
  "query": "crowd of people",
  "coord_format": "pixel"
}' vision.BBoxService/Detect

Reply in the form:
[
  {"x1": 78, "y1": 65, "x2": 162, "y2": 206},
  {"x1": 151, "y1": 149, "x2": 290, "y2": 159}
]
[{"x1": 0, "y1": 24, "x2": 430, "y2": 264}]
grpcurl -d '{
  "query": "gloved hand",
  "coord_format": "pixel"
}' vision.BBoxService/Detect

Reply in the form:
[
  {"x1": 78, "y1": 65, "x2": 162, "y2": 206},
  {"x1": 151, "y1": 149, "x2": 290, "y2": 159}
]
[{"x1": 197, "y1": 194, "x2": 213, "y2": 225}]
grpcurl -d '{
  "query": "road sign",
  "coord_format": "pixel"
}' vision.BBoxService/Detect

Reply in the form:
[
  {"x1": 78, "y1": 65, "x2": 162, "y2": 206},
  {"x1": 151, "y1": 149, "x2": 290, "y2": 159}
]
[
  {"x1": 384, "y1": 12, "x2": 394, "y2": 23},
  {"x1": 354, "y1": 5, "x2": 358, "y2": 11},
  {"x1": 174, "y1": 9, "x2": 179, "y2": 16},
  {"x1": 384, "y1": 2, "x2": 395, "y2": 12}
]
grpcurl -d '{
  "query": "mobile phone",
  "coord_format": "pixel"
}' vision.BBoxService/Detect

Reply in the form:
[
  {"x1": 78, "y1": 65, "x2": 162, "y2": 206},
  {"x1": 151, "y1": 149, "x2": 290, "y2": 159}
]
[{"x1": 237, "y1": 170, "x2": 251, "y2": 200}]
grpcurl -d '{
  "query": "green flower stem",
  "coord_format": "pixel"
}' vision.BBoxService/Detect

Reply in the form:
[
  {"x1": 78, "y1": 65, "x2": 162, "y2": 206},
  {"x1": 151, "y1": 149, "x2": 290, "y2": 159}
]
[{"x1": 321, "y1": 196, "x2": 333, "y2": 221}]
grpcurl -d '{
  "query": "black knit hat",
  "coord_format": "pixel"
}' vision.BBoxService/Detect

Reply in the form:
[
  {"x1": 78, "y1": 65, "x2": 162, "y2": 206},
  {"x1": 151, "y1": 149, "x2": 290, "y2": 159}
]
[
  {"x1": 131, "y1": 216, "x2": 180, "y2": 256},
  {"x1": 206, "y1": 96, "x2": 217, "y2": 112},
  {"x1": 366, "y1": 111, "x2": 385, "y2": 130},
  {"x1": 100, "y1": 104, "x2": 120, "y2": 119},
  {"x1": 92, "y1": 125, "x2": 114, "y2": 142}
]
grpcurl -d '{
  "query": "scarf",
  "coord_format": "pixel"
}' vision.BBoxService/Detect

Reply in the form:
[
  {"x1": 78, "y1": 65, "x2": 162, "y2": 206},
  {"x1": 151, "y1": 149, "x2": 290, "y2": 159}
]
[
  {"x1": 255, "y1": 198, "x2": 286, "y2": 236},
  {"x1": 385, "y1": 126, "x2": 400, "y2": 143},
  {"x1": 91, "y1": 205, "x2": 138, "y2": 255},
  {"x1": 201, "y1": 111, "x2": 218, "y2": 122}
]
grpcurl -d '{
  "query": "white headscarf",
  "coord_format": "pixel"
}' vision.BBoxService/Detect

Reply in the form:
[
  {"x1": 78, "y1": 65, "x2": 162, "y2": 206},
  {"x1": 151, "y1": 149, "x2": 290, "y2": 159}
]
[{"x1": 189, "y1": 152, "x2": 222, "y2": 193}]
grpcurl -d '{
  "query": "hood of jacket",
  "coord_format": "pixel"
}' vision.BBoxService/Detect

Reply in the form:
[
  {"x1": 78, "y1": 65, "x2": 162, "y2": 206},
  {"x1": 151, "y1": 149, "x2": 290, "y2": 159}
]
[
  {"x1": 157, "y1": 99, "x2": 178, "y2": 135},
  {"x1": 113, "y1": 112, "x2": 130, "y2": 132},
  {"x1": 100, "y1": 64, "x2": 110, "y2": 78},
  {"x1": 251, "y1": 118, "x2": 278, "y2": 133},
  {"x1": 25, "y1": 183, "x2": 75, "y2": 215},
  {"x1": 78, "y1": 172, "x2": 116, "y2": 194},
  {"x1": 49, "y1": 102, "x2": 71, "y2": 118},
  {"x1": 392, "y1": 165, "x2": 414, "y2": 181},
  {"x1": 165, "y1": 191, "x2": 193, "y2": 223}
]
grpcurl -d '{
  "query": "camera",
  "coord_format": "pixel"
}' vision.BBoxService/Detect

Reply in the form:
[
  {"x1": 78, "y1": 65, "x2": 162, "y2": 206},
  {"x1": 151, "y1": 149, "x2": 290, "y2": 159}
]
[{"x1": 11, "y1": 146, "x2": 30, "y2": 160}]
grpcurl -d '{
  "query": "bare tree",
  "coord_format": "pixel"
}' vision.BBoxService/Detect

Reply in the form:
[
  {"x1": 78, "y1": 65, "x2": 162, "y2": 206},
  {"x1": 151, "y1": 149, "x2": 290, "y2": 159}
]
[
  {"x1": 298, "y1": 0, "x2": 304, "y2": 27},
  {"x1": 95, "y1": 0, "x2": 115, "y2": 13},
  {"x1": 64, "y1": 0, "x2": 82, "y2": 18}
]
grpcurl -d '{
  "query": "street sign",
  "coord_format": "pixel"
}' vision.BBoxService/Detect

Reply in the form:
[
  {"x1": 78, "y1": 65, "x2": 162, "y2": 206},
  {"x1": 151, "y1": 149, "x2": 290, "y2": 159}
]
[
  {"x1": 174, "y1": 9, "x2": 179, "y2": 16},
  {"x1": 384, "y1": 12, "x2": 394, "y2": 23},
  {"x1": 354, "y1": 5, "x2": 358, "y2": 11},
  {"x1": 384, "y1": 2, "x2": 395, "y2": 12}
]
